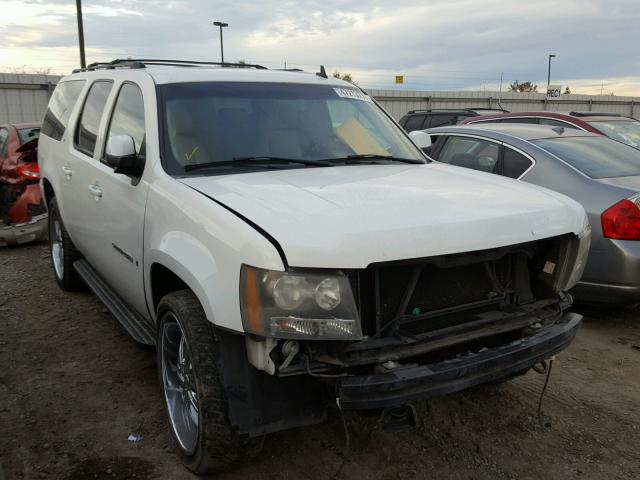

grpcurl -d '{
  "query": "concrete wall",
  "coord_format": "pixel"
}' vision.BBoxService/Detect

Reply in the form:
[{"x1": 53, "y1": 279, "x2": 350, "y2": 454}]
[{"x1": 1, "y1": 73, "x2": 640, "y2": 124}]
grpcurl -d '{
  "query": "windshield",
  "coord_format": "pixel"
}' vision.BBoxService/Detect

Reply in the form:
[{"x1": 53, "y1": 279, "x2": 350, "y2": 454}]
[
  {"x1": 532, "y1": 136, "x2": 640, "y2": 178},
  {"x1": 17, "y1": 127, "x2": 40, "y2": 145},
  {"x1": 587, "y1": 120, "x2": 640, "y2": 149},
  {"x1": 159, "y1": 82, "x2": 424, "y2": 174}
]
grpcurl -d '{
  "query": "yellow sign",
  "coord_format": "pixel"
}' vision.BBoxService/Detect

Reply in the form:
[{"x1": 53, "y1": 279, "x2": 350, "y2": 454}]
[{"x1": 395, "y1": 75, "x2": 404, "y2": 84}]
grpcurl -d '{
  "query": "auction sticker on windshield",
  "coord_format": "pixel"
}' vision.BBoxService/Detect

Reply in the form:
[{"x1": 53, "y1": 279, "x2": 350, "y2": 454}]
[{"x1": 334, "y1": 88, "x2": 373, "y2": 102}]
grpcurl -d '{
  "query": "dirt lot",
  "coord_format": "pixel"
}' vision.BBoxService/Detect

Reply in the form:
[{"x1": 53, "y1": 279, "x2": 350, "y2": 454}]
[{"x1": 1, "y1": 241, "x2": 640, "y2": 480}]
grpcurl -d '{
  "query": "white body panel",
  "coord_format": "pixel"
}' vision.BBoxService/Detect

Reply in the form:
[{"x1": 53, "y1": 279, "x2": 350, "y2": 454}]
[
  {"x1": 39, "y1": 65, "x2": 588, "y2": 334},
  {"x1": 180, "y1": 163, "x2": 587, "y2": 269}
]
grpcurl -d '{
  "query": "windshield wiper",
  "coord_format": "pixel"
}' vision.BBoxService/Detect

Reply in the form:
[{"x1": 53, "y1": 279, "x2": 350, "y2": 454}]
[
  {"x1": 322, "y1": 154, "x2": 426, "y2": 165},
  {"x1": 184, "y1": 156, "x2": 332, "y2": 172}
]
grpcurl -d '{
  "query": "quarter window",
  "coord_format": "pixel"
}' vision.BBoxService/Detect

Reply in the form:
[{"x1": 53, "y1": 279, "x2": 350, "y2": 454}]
[
  {"x1": 503, "y1": 147, "x2": 533, "y2": 178},
  {"x1": 104, "y1": 83, "x2": 146, "y2": 164},
  {"x1": 74, "y1": 81, "x2": 113, "y2": 157},
  {"x1": 437, "y1": 136, "x2": 500, "y2": 174},
  {"x1": 41, "y1": 80, "x2": 85, "y2": 141}
]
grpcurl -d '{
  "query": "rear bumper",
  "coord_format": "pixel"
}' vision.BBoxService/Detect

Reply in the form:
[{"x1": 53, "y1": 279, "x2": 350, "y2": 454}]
[
  {"x1": 575, "y1": 238, "x2": 640, "y2": 307},
  {"x1": 337, "y1": 312, "x2": 581, "y2": 410},
  {"x1": 572, "y1": 280, "x2": 640, "y2": 308},
  {"x1": 0, "y1": 213, "x2": 47, "y2": 247}
]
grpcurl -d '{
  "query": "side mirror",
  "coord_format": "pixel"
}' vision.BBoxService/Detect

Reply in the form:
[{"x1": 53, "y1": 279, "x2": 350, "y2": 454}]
[
  {"x1": 105, "y1": 135, "x2": 144, "y2": 177},
  {"x1": 409, "y1": 130, "x2": 432, "y2": 151}
]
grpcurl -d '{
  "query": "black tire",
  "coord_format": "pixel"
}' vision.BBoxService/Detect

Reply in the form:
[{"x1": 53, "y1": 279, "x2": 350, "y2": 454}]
[
  {"x1": 48, "y1": 197, "x2": 84, "y2": 291},
  {"x1": 156, "y1": 290, "x2": 261, "y2": 475}
]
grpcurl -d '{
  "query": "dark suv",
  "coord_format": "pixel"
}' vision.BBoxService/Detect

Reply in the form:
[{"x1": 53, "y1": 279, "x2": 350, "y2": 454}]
[{"x1": 399, "y1": 108, "x2": 508, "y2": 132}]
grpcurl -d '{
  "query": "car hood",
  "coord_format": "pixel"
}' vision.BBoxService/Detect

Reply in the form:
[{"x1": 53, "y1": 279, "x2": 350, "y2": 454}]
[{"x1": 179, "y1": 163, "x2": 587, "y2": 269}]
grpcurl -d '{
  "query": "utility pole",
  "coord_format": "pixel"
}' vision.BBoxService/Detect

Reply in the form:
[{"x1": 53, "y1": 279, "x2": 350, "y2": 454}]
[
  {"x1": 213, "y1": 21, "x2": 228, "y2": 63},
  {"x1": 76, "y1": 0, "x2": 86, "y2": 68},
  {"x1": 547, "y1": 54, "x2": 556, "y2": 91}
]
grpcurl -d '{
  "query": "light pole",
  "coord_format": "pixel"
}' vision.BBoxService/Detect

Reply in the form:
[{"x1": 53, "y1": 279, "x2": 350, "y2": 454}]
[
  {"x1": 76, "y1": 0, "x2": 86, "y2": 68},
  {"x1": 213, "y1": 21, "x2": 228, "y2": 63},
  {"x1": 547, "y1": 54, "x2": 556, "y2": 91}
]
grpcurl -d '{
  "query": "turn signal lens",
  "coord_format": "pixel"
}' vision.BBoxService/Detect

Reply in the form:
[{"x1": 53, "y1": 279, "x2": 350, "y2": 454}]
[
  {"x1": 16, "y1": 162, "x2": 40, "y2": 180},
  {"x1": 602, "y1": 195, "x2": 640, "y2": 240}
]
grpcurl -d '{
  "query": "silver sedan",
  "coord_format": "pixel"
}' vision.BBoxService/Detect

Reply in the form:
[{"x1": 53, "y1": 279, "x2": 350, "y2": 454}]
[{"x1": 424, "y1": 123, "x2": 640, "y2": 308}]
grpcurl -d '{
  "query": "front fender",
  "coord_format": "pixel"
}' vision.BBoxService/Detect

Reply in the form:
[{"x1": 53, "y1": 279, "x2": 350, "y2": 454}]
[
  {"x1": 143, "y1": 177, "x2": 285, "y2": 332},
  {"x1": 145, "y1": 235, "x2": 220, "y2": 325}
]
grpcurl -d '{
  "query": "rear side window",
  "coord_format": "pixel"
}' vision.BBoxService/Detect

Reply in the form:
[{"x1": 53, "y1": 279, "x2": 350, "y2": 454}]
[
  {"x1": 503, "y1": 147, "x2": 533, "y2": 178},
  {"x1": 404, "y1": 114, "x2": 426, "y2": 132},
  {"x1": 429, "y1": 114, "x2": 457, "y2": 128},
  {"x1": 75, "y1": 81, "x2": 113, "y2": 157},
  {"x1": 438, "y1": 135, "x2": 500, "y2": 173},
  {"x1": 41, "y1": 80, "x2": 85, "y2": 141},
  {"x1": 502, "y1": 117, "x2": 539, "y2": 124},
  {"x1": 533, "y1": 136, "x2": 640, "y2": 178},
  {"x1": 104, "y1": 83, "x2": 146, "y2": 163}
]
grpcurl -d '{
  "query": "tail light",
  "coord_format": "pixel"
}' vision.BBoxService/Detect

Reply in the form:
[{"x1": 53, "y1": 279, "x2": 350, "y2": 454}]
[
  {"x1": 16, "y1": 162, "x2": 40, "y2": 180},
  {"x1": 601, "y1": 194, "x2": 640, "y2": 240}
]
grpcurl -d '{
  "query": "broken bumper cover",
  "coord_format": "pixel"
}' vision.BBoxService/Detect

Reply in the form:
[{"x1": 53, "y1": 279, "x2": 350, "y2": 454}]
[
  {"x1": 337, "y1": 312, "x2": 582, "y2": 410},
  {"x1": 0, "y1": 213, "x2": 48, "y2": 247}
]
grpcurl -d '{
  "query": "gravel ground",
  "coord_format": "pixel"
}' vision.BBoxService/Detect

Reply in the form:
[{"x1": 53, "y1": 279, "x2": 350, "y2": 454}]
[{"x1": 1, "y1": 241, "x2": 639, "y2": 480}]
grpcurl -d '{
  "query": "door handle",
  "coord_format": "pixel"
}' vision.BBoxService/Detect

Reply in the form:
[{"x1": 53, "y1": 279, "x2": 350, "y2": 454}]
[
  {"x1": 61, "y1": 164, "x2": 73, "y2": 178},
  {"x1": 88, "y1": 184, "x2": 103, "y2": 199}
]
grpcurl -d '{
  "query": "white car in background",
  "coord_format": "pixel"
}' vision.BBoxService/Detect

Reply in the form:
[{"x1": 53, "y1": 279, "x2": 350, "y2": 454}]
[{"x1": 38, "y1": 59, "x2": 589, "y2": 475}]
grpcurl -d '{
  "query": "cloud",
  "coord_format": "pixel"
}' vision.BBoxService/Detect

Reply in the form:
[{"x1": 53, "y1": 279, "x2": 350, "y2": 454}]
[{"x1": 2, "y1": 0, "x2": 640, "y2": 95}]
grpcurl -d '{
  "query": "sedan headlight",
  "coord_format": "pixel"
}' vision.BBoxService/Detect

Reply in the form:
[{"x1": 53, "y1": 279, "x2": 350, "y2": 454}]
[
  {"x1": 240, "y1": 265, "x2": 362, "y2": 340},
  {"x1": 557, "y1": 226, "x2": 591, "y2": 291}
]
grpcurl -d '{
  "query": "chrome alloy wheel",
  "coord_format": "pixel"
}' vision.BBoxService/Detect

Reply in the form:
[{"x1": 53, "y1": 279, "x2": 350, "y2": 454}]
[
  {"x1": 160, "y1": 313, "x2": 199, "y2": 454},
  {"x1": 51, "y1": 218, "x2": 64, "y2": 279}
]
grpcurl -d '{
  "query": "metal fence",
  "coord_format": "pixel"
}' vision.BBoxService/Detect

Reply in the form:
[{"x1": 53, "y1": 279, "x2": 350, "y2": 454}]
[
  {"x1": 0, "y1": 73, "x2": 61, "y2": 124},
  {"x1": 368, "y1": 89, "x2": 640, "y2": 120},
  {"x1": 1, "y1": 73, "x2": 640, "y2": 123}
]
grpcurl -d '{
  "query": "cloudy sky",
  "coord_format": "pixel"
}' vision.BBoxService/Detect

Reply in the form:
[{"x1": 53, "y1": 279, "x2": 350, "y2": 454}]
[{"x1": 3, "y1": 0, "x2": 640, "y2": 95}]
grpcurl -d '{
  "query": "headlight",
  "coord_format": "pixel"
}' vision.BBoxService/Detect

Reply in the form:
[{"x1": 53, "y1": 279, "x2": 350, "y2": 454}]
[
  {"x1": 240, "y1": 265, "x2": 362, "y2": 340},
  {"x1": 557, "y1": 226, "x2": 591, "y2": 291}
]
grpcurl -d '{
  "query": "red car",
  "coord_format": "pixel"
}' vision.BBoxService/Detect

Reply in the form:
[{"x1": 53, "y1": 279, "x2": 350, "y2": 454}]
[
  {"x1": 0, "y1": 122, "x2": 46, "y2": 246},
  {"x1": 462, "y1": 111, "x2": 640, "y2": 149}
]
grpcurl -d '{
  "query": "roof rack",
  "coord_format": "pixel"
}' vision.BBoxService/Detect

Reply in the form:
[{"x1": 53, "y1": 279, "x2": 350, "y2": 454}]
[
  {"x1": 73, "y1": 58, "x2": 268, "y2": 73},
  {"x1": 569, "y1": 111, "x2": 624, "y2": 118},
  {"x1": 406, "y1": 107, "x2": 508, "y2": 114}
]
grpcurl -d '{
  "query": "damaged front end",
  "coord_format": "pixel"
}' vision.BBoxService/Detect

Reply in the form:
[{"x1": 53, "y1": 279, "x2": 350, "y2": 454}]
[{"x1": 227, "y1": 230, "x2": 589, "y2": 435}]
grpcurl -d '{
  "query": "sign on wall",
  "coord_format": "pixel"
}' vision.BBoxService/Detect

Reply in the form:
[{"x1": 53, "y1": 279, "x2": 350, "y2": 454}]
[{"x1": 547, "y1": 85, "x2": 563, "y2": 99}]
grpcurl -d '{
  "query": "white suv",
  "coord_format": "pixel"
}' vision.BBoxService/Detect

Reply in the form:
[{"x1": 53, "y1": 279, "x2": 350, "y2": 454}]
[{"x1": 39, "y1": 59, "x2": 590, "y2": 475}]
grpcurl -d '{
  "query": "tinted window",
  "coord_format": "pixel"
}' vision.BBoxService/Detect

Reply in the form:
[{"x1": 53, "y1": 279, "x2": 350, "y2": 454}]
[
  {"x1": 429, "y1": 114, "x2": 457, "y2": 128},
  {"x1": 104, "y1": 83, "x2": 146, "y2": 164},
  {"x1": 0, "y1": 128, "x2": 8, "y2": 156},
  {"x1": 438, "y1": 135, "x2": 500, "y2": 173},
  {"x1": 503, "y1": 147, "x2": 533, "y2": 178},
  {"x1": 160, "y1": 82, "x2": 424, "y2": 175},
  {"x1": 404, "y1": 114, "x2": 426, "y2": 132},
  {"x1": 17, "y1": 127, "x2": 40, "y2": 145},
  {"x1": 539, "y1": 118, "x2": 579, "y2": 129},
  {"x1": 533, "y1": 136, "x2": 640, "y2": 178},
  {"x1": 41, "y1": 80, "x2": 85, "y2": 141},
  {"x1": 75, "y1": 81, "x2": 113, "y2": 157},
  {"x1": 502, "y1": 117, "x2": 539, "y2": 124}
]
